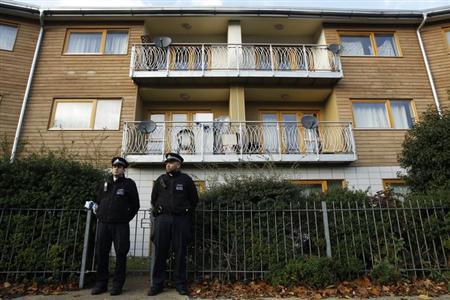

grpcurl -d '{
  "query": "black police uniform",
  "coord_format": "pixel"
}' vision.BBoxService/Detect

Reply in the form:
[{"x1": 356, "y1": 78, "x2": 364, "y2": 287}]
[
  {"x1": 150, "y1": 170, "x2": 199, "y2": 290},
  {"x1": 94, "y1": 174, "x2": 140, "y2": 291}
]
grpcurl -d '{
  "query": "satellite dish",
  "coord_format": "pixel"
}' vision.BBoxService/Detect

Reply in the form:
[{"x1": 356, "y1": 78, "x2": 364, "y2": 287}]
[
  {"x1": 153, "y1": 36, "x2": 172, "y2": 48},
  {"x1": 328, "y1": 44, "x2": 342, "y2": 54},
  {"x1": 137, "y1": 121, "x2": 157, "y2": 134},
  {"x1": 301, "y1": 115, "x2": 319, "y2": 129}
]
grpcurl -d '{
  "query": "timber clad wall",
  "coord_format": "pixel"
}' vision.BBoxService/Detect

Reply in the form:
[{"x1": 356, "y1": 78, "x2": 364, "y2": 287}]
[
  {"x1": 0, "y1": 15, "x2": 40, "y2": 156},
  {"x1": 324, "y1": 24, "x2": 436, "y2": 167},
  {"x1": 18, "y1": 21, "x2": 144, "y2": 166},
  {"x1": 422, "y1": 21, "x2": 450, "y2": 109}
]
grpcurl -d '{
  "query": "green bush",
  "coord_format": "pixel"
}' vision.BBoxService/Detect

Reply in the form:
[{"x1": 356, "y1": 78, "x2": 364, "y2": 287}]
[
  {"x1": 399, "y1": 107, "x2": 450, "y2": 192},
  {"x1": 0, "y1": 152, "x2": 105, "y2": 281},
  {"x1": 0, "y1": 152, "x2": 106, "y2": 208},
  {"x1": 267, "y1": 256, "x2": 361, "y2": 288},
  {"x1": 370, "y1": 260, "x2": 401, "y2": 285}
]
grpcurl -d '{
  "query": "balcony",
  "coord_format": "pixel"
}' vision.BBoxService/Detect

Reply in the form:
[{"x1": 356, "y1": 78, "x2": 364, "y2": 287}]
[
  {"x1": 130, "y1": 43, "x2": 343, "y2": 86},
  {"x1": 122, "y1": 121, "x2": 356, "y2": 164}
]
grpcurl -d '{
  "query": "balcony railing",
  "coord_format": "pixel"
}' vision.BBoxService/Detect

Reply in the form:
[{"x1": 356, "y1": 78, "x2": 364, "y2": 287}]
[
  {"x1": 130, "y1": 43, "x2": 342, "y2": 78},
  {"x1": 122, "y1": 121, "x2": 356, "y2": 163}
]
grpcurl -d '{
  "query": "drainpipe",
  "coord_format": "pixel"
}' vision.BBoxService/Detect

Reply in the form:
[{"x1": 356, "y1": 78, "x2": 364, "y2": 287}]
[
  {"x1": 10, "y1": 9, "x2": 45, "y2": 163},
  {"x1": 416, "y1": 12, "x2": 442, "y2": 115}
]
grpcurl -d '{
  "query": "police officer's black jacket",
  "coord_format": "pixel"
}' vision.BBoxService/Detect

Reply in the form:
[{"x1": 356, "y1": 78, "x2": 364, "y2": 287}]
[
  {"x1": 151, "y1": 171, "x2": 198, "y2": 215},
  {"x1": 95, "y1": 175, "x2": 140, "y2": 223}
]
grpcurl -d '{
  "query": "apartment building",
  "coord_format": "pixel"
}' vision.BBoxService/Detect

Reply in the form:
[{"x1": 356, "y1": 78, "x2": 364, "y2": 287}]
[
  {"x1": 1, "y1": 2, "x2": 449, "y2": 207},
  {"x1": 0, "y1": 2, "x2": 40, "y2": 155}
]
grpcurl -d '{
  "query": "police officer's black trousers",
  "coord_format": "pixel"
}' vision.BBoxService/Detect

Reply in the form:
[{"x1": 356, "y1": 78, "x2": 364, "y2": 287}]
[
  {"x1": 152, "y1": 213, "x2": 192, "y2": 288},
  {"x1": 95, "y1": 222, "x2": 130, "y2": 288}
]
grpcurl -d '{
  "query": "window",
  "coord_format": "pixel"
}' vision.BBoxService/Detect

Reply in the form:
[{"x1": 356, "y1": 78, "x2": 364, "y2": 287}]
[
  {"x1": 50, "y1": 99, "x2": 122, "y2": 130},
  {"x1": 445, "y1": 28, "x2": 450, "y2": 49},
  {"x1": 290, "y1": 180, "x2": 345, "y2": 194},
  {"x1": 352, "y1": 100, "x2": 415, "y2": 129},
  {"x1": 0, "y1": 23, "x2": 18, "y2": 51},
  {"x1": 340, "y1": 32, "x2": 400, "y2": 57},
  {"x1": 64, "y1": 29, "x2": 128, "y2": 54},
  {"x1": 260, "y1": 111, "x2": 320, "y2": 154},
  {"x1": 194, "y1": 181, "x2": 206, "y2": 193},
  {"x1": 383, "y1": 179, "x2": 410, "y2": 198}
]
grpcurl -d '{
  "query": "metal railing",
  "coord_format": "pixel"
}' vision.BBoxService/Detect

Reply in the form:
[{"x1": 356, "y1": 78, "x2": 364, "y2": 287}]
[
  {"x1": 1, "y1": 199, "x2": 448, "y2": 287},
  {"x1": 130, "y1": 43, "x2": 341, "y2": 75},
  {"x1": 0, "y1": 208, "x2": 89, "y2": 283},
  {"x1": 122, "y1": 121, "x2": 356, "y2": 161}
]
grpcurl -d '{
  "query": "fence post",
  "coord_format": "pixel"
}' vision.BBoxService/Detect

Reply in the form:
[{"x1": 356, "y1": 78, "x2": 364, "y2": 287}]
[
  {"x1": 79, "y1": 209, "x2": 92, "y2": 289},
  {"x1": 149, "y1": 214, "x2": 155, "y2": 287},
  {"x1": 321, "y1": 201, "x2": 332, "y2": 257}
]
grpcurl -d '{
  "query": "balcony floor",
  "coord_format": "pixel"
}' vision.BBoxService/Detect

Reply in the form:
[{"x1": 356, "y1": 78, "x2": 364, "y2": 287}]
[{"x1": 131, "y1": 72, "x2": 342, "y2": 87}]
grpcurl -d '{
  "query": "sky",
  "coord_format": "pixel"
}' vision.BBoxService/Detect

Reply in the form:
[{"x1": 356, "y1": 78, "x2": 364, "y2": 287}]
[{"x1": 12, "y1": 0, "x2": 450, "y2": 11}]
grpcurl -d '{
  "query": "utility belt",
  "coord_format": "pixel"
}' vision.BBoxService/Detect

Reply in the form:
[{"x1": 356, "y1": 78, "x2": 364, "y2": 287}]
[{"x1": 152, "y1": 205, "x2": 192, "y2": 217}]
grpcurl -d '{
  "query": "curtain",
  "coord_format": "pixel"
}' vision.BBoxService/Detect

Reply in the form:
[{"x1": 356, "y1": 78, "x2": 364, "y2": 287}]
[
  {"x1": 104, "y1": 31, "x2": 128, "y2": 54},
  {"x1": 0, "y1": 24, "x2": 18, "y2": 51},
  {"x1": 53, "y1": 102, "x2": 93, "y2": 129},
  {"x1": 66, "y1": 32, "x2": 102, "y2": 53},
  {"x1": 353, "y1": 102, "x2": 389, "y2": 128},
  {"x1": 94, "y1": 100, "x2": 122, "y2": 129},
  {"x1": 390, "y1": 101, "x2": 413, "y2": 129},
  {"x1": 341, "y1": 36, "x2": 373, "y2": 56},
  {"x1": 375, "y1": 35, "x2": 398, "y2": 56},
  {"x1": 262, "y1": 114, "x2": 278, "y2": 152}
]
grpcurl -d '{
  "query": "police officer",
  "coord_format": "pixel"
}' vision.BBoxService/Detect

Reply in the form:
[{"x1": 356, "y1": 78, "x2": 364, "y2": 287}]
[
  {"x1": 91, "y1": 157, "x2": 140, "y2": 296},
  {"x1": 148, "y1": 153, "x2": 199, "y2": 296}
]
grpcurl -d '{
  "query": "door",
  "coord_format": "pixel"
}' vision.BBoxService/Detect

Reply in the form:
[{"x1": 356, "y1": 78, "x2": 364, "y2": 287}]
[
  {"x1": 261, "y1": 113, "x2": 279, "y2": 153},
  {"x1": 281, "y1": 113, "x2": 300, "y2": 153},
  {"x1": 300, "y1": 111, "x2": 319, "y2": 154},
  {"x1": 148, "y1": 114, "x2": 165, "y2": 154},
  {"x1": 193, "y1": 113, "x2": 214, "y2": 154}
]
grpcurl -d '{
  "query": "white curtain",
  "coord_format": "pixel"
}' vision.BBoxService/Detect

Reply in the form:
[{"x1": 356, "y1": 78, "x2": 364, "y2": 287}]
[
  {"x1": 105, "y1": 32, "x2": 128, "y2": 54},
  {"x1": 353, "y1": 102, "x2": 389, "y2": 128},
  {"x1": 341, "y1": 36, "x2": 373, "y2": 56},
  {"x1": 66, "y1": 32, "x2": 102, "y2": 53},
  {"x1": 262, "y1": 114, "x2": 279, "y2": 152},
  {"x1": 446, "y1": 31, "x2": 450, "y2": 46},
  {"x1": 53, "y1": 102, "x2": 93, "y2": 129},
  {"x1": 376, "y1": 35, "x2": 397, "y2": 56},
  {"x1": 94, "y1": 100, "x2": 122, "y2": 129},
  {"x1": 390, "y1": 101, "x2": 412, "y2": 129},
  {"x1": 0, "y1": 24, "x2": 18, "y2": 51}
]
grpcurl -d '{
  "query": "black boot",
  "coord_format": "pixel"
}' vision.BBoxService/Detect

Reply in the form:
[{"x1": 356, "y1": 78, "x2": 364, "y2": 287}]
[
  {"x1": 147, "y1": 285, "x2": 163, "y2": 296},
  {"x1": 176, "y1": 285, "x2": 189, "y2": 296},
  {"x1": 91, "y1": 284, "x2": 107, "y2": 295},
  {"x1": 110, "y1": 286, "x2": 123, "y2": 296}
]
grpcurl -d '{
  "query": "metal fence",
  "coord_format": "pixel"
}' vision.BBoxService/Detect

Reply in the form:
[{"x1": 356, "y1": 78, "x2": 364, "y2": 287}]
[
  {"x1": 0, "y1": 208, "x2": 88, "y2": 283},
  {"x1": 1, "y1": 199, "x2": 448, "y2": 288}
]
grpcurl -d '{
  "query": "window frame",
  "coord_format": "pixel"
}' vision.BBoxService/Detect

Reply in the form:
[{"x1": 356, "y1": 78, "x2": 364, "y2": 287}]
[
  {"x1": 443, "y1": 27, "x2": 450, "y2": 53},
  {"x1": 0, "y1": 21, "x2": 19, "y2": 52},
  {"x1": 290, "y1": 179, "x2": 346, "y2": 193},
  {"x1": 194, "y1": 181, "x2": 206, "y2": 193},
  {"x1": 382, "y1": 179, "x2": 406, "y2": 191},
  {"x1": 49, "y1": 98, "x2": 123, "y2": 131},
  {"x1": 338, "y1": 31, "x2": 403, "y2": 57},
  {"x1": 351, "y1": 99, "x2": 417, "y2": 130},
  {"x1": 62, "y1": 28, "x2": 130, "y2": 56}
]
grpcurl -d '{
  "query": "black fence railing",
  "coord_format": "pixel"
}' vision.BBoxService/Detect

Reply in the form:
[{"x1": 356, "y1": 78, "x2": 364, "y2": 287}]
[{"x1": 1, "y1": 199, "x2": 448, "y2": 288}]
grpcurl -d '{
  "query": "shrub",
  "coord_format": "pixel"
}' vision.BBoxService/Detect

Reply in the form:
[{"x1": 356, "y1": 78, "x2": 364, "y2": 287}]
[
  {"x1": 267, "y1": 256, "x2": 361, "y2": 288},
  {"x1": 0, "y1": 152, "x2": 106, "y2": 208},
  {"x1": 370, "y1": 260, "x2": 401, "y2": 285},
  {"x1": 399, "y1": 107, "x2": 450, "y2": 192},
  {"x1": 0, "y1": 152, "x2": 105, "y2": 281}
]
